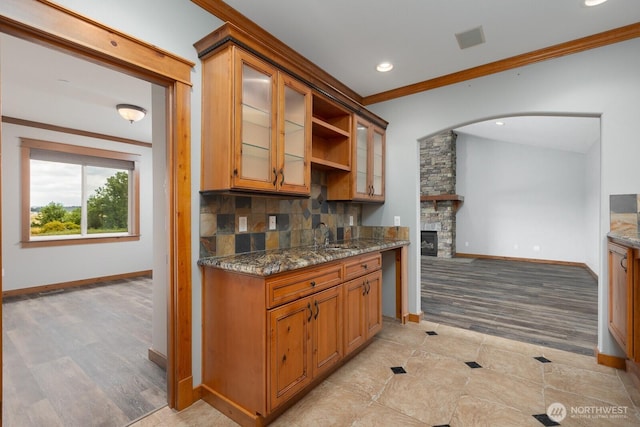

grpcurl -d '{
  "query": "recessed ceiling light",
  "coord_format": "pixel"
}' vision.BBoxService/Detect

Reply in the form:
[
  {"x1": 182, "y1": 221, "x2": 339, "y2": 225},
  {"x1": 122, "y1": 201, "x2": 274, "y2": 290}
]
[
  {"x1": 495, "y1": 121, "x2": 505, "y2": 126},
  {"x1": 376, "y1": 62, "x2": 393, "y2": 72},
  {"x1": 584, "y1": 0, "x2": 608, "y2": 6}
]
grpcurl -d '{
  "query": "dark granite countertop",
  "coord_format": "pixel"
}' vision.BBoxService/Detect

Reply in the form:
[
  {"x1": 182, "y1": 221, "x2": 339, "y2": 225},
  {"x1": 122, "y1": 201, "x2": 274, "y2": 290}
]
[
  {"x1": 198, "y1": 238, "x2": 410, "y2": 276},
  {"x1": 608, "y1": 231, "x2": 640, "y2": 249}
]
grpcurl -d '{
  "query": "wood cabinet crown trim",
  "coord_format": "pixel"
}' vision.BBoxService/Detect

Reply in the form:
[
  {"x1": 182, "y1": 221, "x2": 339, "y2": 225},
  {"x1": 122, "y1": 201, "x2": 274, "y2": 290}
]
[{"x1": 194, "y1": 22, "x2": 388, "y2": 130}]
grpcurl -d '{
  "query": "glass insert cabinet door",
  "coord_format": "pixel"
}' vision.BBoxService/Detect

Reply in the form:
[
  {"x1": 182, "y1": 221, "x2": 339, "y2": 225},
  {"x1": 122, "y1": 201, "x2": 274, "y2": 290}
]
[
  {"x1": 371, "y1": 127, "x2": 384, "y2": 197},
  {"x1": 279, "y1": 75, "x2": 310, "y2": 192},
  {"x1": 355, "y1": 121, "x2": 369, "y2": 196},
  {"x1": 233, "y1": 50, "x2": 278, "y2": 190}
]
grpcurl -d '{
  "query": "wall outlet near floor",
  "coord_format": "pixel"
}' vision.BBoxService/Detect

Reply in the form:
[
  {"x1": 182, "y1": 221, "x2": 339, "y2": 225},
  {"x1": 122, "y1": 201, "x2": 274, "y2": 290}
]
[
  {"x1": 349, "y1": 215, "x2": 354, "y2": 226},
  {"x1": 239, "y1": 216, "x2": 248, "y2": 232},
  {"x1": 394, "y1": 216, "x2": 401, "y2": 226},
  {"x1": 269, "y1": 215, "x2": 277, "y2": 230}
]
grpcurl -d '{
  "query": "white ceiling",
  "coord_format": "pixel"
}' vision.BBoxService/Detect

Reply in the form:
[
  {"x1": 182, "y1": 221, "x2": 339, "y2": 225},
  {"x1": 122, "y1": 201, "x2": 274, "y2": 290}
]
[{"x1": 2, "y1": 0, "x2": 637, "y2": 149}]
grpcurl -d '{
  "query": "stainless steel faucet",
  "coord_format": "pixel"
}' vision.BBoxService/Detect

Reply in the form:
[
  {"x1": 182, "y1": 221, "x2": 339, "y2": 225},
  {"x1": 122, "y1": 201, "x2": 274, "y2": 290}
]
[{"x1": 314, "y1": 222, "x2": 329, "y2": 249}]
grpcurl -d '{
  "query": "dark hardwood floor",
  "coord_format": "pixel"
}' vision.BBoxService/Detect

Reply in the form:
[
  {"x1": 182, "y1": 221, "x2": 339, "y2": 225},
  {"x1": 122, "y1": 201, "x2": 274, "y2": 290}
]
[
  {"x1": 421, "y1": 256, "x2": 598, "y2": 355},
  {"x1": 2, "y1": 276, "x2": 166, "y2": 427}
]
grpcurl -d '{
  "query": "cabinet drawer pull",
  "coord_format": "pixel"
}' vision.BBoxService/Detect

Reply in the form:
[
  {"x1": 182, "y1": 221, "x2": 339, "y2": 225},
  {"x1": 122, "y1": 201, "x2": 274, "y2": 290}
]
[
  {"x1": 310, "y1": 281, "x2": 316, "y2": 287},
  {"x1": 362, "y1": 264, "x2": 368, "y2": 270},
  {"x1": 307, "y1": 302, "x2": 312, "y2": 322},
  {"x1": 314, "y1": 300, "x2": 319, "y2": 320},
  {"x1": 621, "y1": 254, "x2": 628, "y2": 273}
]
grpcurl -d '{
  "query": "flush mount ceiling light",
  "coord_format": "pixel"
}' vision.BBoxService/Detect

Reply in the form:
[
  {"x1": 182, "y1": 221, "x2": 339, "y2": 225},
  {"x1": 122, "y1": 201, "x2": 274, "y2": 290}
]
[
  {"x1": 584, "y1": 0, "x2": 608, "y2": 6},
  {"x1": 376, "y1": 62, "x2": 394, "y2": 72},
  {"x1": 495, "y1": 121, "x2": 505, "y2": 126},
  {"x1": 116, "y1": 104, "x2": 147, "y2": 123}
]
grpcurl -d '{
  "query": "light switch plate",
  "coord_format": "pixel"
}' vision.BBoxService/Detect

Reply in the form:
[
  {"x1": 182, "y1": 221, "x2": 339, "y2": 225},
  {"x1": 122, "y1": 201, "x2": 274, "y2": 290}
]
[
  {"x1": 239, "y1": 216, "x2": 248, "y2": 232},
  {"x1": 394, "y1": 216, "x2": 401, "y2": 226},
  {"x1": 349, "y1": 216, "x2": 354, "y2": 226},
  {"x1": 269, "y1": 215, "x2": 277, "y2": 230}
]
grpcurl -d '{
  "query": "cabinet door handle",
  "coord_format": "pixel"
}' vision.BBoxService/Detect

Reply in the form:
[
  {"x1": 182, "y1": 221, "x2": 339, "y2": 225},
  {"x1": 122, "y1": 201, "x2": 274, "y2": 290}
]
[
  {"x1": 310, "y1": 281, "x2": 316, "y2": 287},
  {"x1": 272, "y1": 167, "x2": 278, "y2": 186},
  {"x1": 621, "y1": 254, "x2": 628, "y2": 273},
  {"x1": 307, "y1": 302, "x2": 312, "y2": 322},
  {"x1": 362, "y1": 281, "x2": 367, "y2": 296},
  {"x1": 365, "y1": 279, "x2": 370, "y2": 295},
  {"x1": 280, "y1": 168, "x2": 285, "y2": 186},
  {"x1": 314, "y1": 300, "x2": 319, "y2": 320}
]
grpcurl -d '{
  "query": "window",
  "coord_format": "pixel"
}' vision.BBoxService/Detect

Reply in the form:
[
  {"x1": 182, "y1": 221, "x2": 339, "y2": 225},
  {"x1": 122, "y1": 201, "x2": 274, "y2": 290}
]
[{"x1": 21, "y1": 138, "x2": 140, "y2": 247}]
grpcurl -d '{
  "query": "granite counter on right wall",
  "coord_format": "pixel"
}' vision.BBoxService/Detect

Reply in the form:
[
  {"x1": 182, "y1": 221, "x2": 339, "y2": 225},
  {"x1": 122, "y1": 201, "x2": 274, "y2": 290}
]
[{"x1": 609, "y1": 194, "x2": 640, "y2": 247}]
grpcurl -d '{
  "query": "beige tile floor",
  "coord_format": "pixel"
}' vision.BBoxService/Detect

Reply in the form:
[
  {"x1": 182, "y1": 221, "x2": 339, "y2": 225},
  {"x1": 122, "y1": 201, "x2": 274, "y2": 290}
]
[{"x1": 130, "y1": 319, "x2": 640, "y2": 427}]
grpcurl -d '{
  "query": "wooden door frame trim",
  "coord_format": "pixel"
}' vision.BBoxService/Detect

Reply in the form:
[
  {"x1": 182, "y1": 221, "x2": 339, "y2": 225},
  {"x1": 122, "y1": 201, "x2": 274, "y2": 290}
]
[{"x1": 0, "y1": 0, "x2": 194, "y2": 411}]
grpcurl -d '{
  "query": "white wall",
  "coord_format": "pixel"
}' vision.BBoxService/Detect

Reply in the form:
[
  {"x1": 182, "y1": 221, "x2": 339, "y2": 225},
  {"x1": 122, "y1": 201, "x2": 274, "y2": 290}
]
[
  {"x1": 367, "y1": 37, "x2": 640, "y2": 357},
  {"x1": 1, "y1": 123, "x2": 153, "y2": 290},
  {"x1": 584, "y1": 139, "x2": 601, "y2": 275},
  {"x1": 455, "y1": 133, "x2": 588, "y2": 264}
]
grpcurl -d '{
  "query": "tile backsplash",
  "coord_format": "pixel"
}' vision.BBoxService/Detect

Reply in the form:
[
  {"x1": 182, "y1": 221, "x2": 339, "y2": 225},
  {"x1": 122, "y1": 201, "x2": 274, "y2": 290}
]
[
  {"x1": 610, "y1": 194, "x2": 640, "y2": 234},
  {"x1": 199, "y1": 170, "x2": 362, "y2": 258}
]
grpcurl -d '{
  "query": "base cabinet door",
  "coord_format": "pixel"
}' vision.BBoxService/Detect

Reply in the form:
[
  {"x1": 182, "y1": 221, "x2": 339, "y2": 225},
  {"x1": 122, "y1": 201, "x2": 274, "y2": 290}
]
[
  {"x1": 269, "y1": 298, "x2": 313, "y2": 411},
  {"x1": 608, "y1": 241, "x2": 634, "y2": 357},
  {"x1": 268, "y1": 286, "x2": 343, "y2": 411},
  {"x1": 311, "y1": 286, "x2": 343, "y2": 377},
  {"x1": 365, "y1": 271, "x2": 383, "y2": 338},
  {"x1": 344, "y1": 277, "x2": 366, "y2": 356},
  {"x1": 343, "y1": 270, "x2": 382, "y2": 356}
]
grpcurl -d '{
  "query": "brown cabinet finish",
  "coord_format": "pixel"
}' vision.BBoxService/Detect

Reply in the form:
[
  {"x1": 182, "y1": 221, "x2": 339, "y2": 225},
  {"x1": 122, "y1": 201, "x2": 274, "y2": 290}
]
[
  {"x1": 202, "y1": 252, "x2": 382, "y2": 426},
  {"x1": 200, "y1": 46, "x2": 311, "y2": 196},
  {"x1": 607, "y1": 239, "x2": 640, "y2": 363},
  {"x1": 327, "y1": 116, "x2": 385, "y2": 202},
  {"x1": 608, "y1": 241, "x2": 633, "y2": 356}
]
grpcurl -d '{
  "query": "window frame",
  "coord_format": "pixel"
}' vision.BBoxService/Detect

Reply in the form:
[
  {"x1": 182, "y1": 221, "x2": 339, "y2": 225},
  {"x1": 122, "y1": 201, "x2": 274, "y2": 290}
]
[{"x1": 20, "y1": 138, "x2": 141, "y2": 248}]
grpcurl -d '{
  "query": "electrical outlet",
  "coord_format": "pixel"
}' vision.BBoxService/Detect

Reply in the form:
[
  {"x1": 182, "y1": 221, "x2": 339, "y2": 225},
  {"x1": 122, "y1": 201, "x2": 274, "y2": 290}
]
[
  {"x1": 239, "y1": 216, "x2": 248, "y2": 232},
  {"x1": 349, "y1": 215, "x2": 354, "y2": 226},
  {"x1": 394, "y1": 216, "x2": 401, "y2": 226},
  {"x1": 269, "y1": 215, "x2": 277, "y2": 230}
]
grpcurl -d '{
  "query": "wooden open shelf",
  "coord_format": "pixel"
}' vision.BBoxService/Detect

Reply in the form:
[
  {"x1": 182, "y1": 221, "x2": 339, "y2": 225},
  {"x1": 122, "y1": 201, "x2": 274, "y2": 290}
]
[
  {"x1": 311, "y1": 93, "x2": 352, "y2": 171},
  {"x1": 420, "y1": 194, "x2": 464, "y2": 211}
]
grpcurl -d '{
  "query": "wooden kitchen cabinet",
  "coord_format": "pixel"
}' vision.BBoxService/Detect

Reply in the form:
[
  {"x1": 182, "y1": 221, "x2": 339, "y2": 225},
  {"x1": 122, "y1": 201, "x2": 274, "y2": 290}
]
[
  {"x1": 268, "y1": 285, "x2": 343, "y2": 409},
  {"x1": 327, "y1": 115, "x2": 385, "y2": 202},
  {"x1": 608, "y1": 240, "x2": 640, "y2": 361},
  {"x1": 202, "y1": 252, "x2": 383, "y2": 426},
  {"x1": 200, "y1": 45, "x2": 311, "y2": 195}
]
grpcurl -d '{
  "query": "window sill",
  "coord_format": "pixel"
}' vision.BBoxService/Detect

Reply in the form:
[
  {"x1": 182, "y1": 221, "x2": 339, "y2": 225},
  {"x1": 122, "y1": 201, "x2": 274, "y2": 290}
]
[{"x1": 21, "y1": 234, "x2": 140, "y2": 248}]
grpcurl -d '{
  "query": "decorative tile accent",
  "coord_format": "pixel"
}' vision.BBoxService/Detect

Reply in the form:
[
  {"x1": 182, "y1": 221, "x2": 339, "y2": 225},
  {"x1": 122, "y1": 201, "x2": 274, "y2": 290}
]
[
  {"x1": 532, "y1": 414, "x2": 560, "y2": 426},
  {"x1": 465, "y1": 361, "x2": 482, "y2": 369},
  {"x1": 390, "y1": 366, "x2": 407, "y2": 374},
  {"x1": 426, "y1": 331, "x2": 438, "y2": 336},
  {"x1": 534, "y1": 356, "x2": 552, "y2": 363}
]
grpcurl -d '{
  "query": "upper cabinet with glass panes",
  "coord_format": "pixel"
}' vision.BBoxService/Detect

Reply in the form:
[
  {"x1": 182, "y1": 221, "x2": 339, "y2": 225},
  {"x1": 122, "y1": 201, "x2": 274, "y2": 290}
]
[
  {"x1": 195, "y1": 23, "x2": 387, "y2": 201},
  {"x1": 198, "y1": 45, "x2": 311, "y2": 196}
]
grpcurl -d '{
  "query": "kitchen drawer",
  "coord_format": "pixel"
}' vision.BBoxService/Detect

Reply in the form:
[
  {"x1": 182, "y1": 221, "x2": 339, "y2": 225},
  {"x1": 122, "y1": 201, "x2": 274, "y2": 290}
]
[
  {"x1": 267, "y1": 262, "x2": 343, "y2": 308},
  {"x1": 344, "y1": 253, "x2": 381, "y2": 281}
]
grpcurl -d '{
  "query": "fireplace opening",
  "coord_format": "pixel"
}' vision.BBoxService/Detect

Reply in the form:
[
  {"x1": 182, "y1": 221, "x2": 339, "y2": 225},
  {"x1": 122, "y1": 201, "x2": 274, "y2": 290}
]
[{"x1": 421, "y1": 231, "x2": 438, "y2": 257}]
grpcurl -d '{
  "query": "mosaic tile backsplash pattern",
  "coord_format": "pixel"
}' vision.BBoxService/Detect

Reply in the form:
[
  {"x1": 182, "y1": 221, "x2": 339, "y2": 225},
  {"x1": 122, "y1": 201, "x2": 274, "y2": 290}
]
[
  {"x1": 199, "y1": 171, "x2": 391, "y2": 258},
  {"x1": 610, "y1": 194, "x2": 640, "y2": 234}
]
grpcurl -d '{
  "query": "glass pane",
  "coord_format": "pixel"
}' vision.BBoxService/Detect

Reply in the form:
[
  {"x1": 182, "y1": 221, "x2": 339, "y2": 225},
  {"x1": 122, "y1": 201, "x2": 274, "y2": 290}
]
[
  {"x1": 86, "y1": 167, "x2": 129, "y2": 233},
  {"x1": 372, "y1": 131, "x2": 383, "y2": 195},
  {"x1": 30, "y1": 159, "x2": 81, "y2": 237},
  {"x1": 242, "y1": 64, "x2": 272, "y2": 181},
  {"x1": 356, "y1": 123, "x2": 368, "y2": 194},
  {"x1": 283, "y1": 84, "x2": 306, "y2": 186}
]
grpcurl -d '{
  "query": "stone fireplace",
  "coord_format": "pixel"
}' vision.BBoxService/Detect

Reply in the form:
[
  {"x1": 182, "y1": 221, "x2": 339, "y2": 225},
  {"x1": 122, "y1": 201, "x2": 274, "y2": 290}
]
[{"x1": 419, "y1": 131, "x2": 462, "y2": 258}]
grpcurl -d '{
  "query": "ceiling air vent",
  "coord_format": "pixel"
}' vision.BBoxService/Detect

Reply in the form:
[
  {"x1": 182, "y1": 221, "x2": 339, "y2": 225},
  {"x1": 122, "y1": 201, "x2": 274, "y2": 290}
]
[{"x1": 455, "y1": 26, "x2": 486, "y2": 50}]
